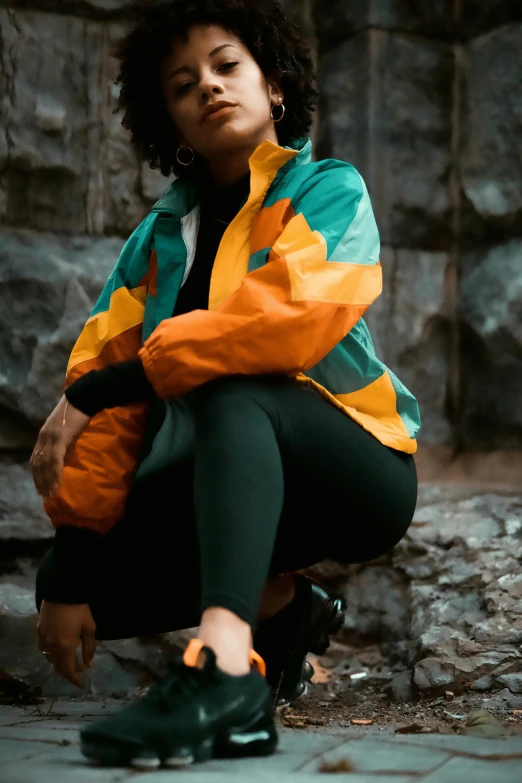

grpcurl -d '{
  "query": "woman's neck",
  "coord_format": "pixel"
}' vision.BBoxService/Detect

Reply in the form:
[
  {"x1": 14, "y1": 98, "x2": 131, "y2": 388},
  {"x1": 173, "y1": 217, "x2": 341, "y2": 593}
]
[{"x1": 205, "y1": 130, "x2": 279, "y2": 185}]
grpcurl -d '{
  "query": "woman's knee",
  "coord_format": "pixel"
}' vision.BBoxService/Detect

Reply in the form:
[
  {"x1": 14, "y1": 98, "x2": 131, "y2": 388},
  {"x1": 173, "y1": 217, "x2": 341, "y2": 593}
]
[{"x1": 192, "y1": 374, "x2": 283, "y2": 422}]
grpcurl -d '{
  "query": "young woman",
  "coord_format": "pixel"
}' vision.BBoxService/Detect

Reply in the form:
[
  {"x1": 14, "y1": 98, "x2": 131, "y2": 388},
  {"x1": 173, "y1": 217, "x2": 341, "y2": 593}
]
[{"x1": 31, "y1": 0, "x2": 420, "y2": 770}]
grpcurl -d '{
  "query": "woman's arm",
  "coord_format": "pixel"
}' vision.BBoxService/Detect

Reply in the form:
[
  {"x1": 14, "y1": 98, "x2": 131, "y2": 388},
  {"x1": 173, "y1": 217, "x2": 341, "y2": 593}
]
[
  {"x1": 139, "y1": 164, "x2": 382, "y2": 399},
  {"x1": 40, "y1": 215, "x2": 157, "y2": 535},
  {"x1": 64, "y1": 359, "x2": 154, "y2": 417}
]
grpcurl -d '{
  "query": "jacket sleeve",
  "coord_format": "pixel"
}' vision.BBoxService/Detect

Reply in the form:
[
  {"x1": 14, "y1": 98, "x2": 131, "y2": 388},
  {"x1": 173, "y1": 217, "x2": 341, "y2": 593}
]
[
  {"x1": 43, "y1": 214, "x2": 158, "y2": 536},
  {"x1": 139, "y1": 164, "x2": 383, "y2": 399}
]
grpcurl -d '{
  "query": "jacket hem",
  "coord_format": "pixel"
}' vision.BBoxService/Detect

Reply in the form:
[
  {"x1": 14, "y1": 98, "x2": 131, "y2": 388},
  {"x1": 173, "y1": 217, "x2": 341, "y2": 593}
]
[{"x1": 293, "y1": 374, "x2": 418, "y2": 455}]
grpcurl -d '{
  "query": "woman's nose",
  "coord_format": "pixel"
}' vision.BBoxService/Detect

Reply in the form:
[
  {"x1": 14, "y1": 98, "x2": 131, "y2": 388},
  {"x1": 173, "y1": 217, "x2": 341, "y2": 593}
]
[{"x1": 199, "y1": 75, "x2": 225, "y2": 100}]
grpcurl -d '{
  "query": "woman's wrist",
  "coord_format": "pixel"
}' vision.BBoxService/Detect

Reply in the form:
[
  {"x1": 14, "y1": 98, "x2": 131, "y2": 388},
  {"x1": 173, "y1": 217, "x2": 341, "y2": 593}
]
[
  {"x1": 41, "y1": 527, "x2": 101, "y2": 604},
  {"x1": 64, "y1": 358, "x2": 154, "y2": 416}
]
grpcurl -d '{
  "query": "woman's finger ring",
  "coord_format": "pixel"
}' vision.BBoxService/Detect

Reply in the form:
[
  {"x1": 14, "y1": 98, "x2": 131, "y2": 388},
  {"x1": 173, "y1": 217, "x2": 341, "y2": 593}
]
[{"x1": 35, "y1": 451, "x2": 44, "y2": 459}]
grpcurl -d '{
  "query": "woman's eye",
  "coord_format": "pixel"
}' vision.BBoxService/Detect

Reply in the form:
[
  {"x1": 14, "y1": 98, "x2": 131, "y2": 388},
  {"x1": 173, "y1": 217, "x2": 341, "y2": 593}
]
[
  {"x1": 176, "y1": 83, "x2": 193, "y2": 96},
  {"x1": 174, "y1": 62, "x2": 238, "y2": 95}
]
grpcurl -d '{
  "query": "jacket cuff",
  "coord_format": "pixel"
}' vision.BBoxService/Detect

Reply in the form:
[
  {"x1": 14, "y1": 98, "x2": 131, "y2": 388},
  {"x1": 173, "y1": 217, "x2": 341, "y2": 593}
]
[{"x1": 40, "y1": 526, "x2": 101, "y2": 604}]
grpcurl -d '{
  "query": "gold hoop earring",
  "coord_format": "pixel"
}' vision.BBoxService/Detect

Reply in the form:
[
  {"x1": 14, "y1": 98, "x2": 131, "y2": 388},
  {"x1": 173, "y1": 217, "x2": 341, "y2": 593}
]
[
  {"x1": 271, "y1": 102, "x2": 285, "y2": 123},
  {"x1": 176, "y1": 145, "x2": 195, "y2": 166}
]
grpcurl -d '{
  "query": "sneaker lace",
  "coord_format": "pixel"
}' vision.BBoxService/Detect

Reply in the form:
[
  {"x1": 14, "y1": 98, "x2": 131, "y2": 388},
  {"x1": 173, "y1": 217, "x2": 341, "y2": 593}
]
[{"x1": 143, "y1": 659, "x2": 210, "y2": 713}]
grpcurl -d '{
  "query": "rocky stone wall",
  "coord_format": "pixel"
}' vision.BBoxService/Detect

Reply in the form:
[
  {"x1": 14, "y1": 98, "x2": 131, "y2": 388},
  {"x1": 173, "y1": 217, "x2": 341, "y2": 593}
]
[
  {"x1": 1, "y1": 0, "x2": 521, "y2": 451},
  {"x1": 312, "y1": 1, "x2": 522, "y2": 450},
  {"x1": 1, "y1": 1, "x2": 521, "y2": 698}
]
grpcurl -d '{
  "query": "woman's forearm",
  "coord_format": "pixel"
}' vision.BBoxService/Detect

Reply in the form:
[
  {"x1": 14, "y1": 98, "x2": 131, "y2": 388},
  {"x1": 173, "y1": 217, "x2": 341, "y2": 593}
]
[{"x1": 64, "y1": 358, "x2": 155, "y2": 417}]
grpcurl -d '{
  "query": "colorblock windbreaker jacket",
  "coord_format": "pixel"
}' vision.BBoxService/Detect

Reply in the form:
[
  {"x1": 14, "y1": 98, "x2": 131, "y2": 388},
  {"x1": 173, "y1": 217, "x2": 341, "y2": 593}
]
[{"x1": 43, "y1": 137, "x2": 421, "y2": 535}]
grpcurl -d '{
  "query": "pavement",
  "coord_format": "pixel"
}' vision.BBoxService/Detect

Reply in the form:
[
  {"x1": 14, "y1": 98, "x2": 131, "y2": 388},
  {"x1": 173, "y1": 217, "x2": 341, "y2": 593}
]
[{"x1": 1, "y1": 699, "x2": 522, "y2": 782}]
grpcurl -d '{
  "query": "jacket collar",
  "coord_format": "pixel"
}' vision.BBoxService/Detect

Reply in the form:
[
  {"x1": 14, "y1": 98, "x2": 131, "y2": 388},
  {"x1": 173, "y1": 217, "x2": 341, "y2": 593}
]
[{"x1": 152, "y1": 137, "x2": 312, "y2": 216}]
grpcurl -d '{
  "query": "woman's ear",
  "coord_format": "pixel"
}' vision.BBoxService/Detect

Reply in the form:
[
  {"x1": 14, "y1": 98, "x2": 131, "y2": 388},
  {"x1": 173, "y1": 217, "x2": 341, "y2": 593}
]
[{"x1": 267, "y1": 77, "x2": 283, "y2": 106}]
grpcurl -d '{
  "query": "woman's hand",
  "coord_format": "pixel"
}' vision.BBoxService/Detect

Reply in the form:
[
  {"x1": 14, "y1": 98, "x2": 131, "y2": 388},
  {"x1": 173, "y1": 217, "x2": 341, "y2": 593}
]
[
  {"x1": 37, "y1": 600, "x2": 97, "y2": 689},
  {"x1": 30, "y1": 395, "x2": 90, "y2": 498}
]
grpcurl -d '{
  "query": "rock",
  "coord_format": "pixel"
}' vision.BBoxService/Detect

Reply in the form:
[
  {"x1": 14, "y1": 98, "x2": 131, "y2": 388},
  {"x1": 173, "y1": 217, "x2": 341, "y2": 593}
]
[
  {"x1": 0, "y1": 410, "x2": 37, "y2": 451},
  {"x1": 0, "y1": 464, "x2": 51, "y2": 542},
  {"x1": 414, "y1": 624, "x2": 522, "y2": 694},
  {"x1": 313, "y1": 1, "x2": 454, "y2": 48},
  {"x1": 0, "y1": 228, "x2": 125, "y2": 426},
  {"x1": 410, "y1": 588, "x2": 484, "y2": 640},
  {"x1": 414, "y1": 657, "x2": 456, "y2": 691},
  {"x1": 470, "y1": 675, "x2": 493, "y2": 692},
  {"x1": 473, "y1": 616, "x2": 522, "y2": 646},
  {"x1": 140, "y1": 161, "x2": 171, "y2": 204},
  {"x1": 104, "y1": 21, "x2": 160, "y2": 235},
  {"x1": 480, "y1": 688, "x2": 522, "y2": 712},
  {"x1": 461, "y1": 2, "x2": 522, "y2": 38},
  {"x1": 405, "y1": 493, "x2": 510, "y2": 546},
  {"x1": 315, "y1": 32, "x2": 453, "y2": 250},
  {"x1": 340, "y1": 565, "x2": 411, "y2": 642},
  {"x1": 0, "y1": 582, "x2": 195, "y2": 697},
  {"x1": 8, "y1": 1, "x2": 133, "y2": 16},
  {"x1": 459, "y1": 240, "x2": 522, "y2": 449},
  {"x1": 0, "y1": 9, "x2": 104, "y2": 234},
  {"x1": 388, "y1": 670, "x2": 414, "y2": 703},
  {"x1": 0, "y1": 9, "x2": 149, "y2": 236},
  {"x1": 364, "y1": 247, "x2": 452, "y2": 446},
  {"x1": 461, "y1": 24, "x2": 522, "y2": 240},
  {"x1": 495, "y1": 673, "x2": 522, "y2": 694},
  {"x1": 314, "y1": 490, "x2": 522, "y2": 697}
]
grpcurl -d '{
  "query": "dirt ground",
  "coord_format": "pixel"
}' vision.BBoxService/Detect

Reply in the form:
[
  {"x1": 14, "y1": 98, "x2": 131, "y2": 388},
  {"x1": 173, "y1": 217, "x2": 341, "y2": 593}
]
[{"x1": 278, "y1": 640, "x2": 522, "y2": 737}]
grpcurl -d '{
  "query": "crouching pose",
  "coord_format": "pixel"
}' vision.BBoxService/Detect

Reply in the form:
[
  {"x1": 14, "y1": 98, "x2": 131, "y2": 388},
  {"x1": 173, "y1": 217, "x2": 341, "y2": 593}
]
[{"x1": 32, "y1": 0, "x2": 419, "y2": 770}]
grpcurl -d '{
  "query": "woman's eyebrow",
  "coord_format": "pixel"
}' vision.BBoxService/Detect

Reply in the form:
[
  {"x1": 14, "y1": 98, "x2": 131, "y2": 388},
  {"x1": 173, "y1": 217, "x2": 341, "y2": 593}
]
[{"x1": 168, "y1": 44, "x2": 237, "y2": 80}]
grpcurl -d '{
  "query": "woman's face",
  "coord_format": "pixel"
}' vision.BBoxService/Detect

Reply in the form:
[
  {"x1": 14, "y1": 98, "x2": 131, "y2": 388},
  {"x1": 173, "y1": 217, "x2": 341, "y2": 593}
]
[{"x1": 160, "y1": 24, "x2": 283, "y2": 165}]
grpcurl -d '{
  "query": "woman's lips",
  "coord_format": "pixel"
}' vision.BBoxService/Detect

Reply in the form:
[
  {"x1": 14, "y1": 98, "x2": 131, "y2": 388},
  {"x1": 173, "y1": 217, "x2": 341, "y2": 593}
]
[{"x1": 203, "y1": 105, "x2": 237, "y2": 122}]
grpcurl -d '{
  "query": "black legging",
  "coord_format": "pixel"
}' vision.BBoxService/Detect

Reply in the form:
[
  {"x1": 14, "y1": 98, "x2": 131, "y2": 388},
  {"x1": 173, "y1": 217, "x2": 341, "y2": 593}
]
[{"x1": 35, "y1": 374, "x2": 418, "y2": 639}]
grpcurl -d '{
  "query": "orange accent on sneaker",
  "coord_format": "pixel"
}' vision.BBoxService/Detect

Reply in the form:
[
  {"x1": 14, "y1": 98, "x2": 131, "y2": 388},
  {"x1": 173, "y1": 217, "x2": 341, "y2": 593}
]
[
  {"x1": 249, "y1": 649, "x2": 266, "y2": 678},
  {"x1": 183, "y1": 638, "x2": 266, "y2": 677},
  {"x1": 183, "y1": 638, "x2": 206, "y2": 668}
]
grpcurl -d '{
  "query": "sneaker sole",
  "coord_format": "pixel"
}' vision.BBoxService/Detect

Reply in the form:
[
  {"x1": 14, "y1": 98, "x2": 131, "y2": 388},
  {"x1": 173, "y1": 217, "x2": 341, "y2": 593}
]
[{"x1": 80, "y1": 703, "x2": 278, "y2": 769}]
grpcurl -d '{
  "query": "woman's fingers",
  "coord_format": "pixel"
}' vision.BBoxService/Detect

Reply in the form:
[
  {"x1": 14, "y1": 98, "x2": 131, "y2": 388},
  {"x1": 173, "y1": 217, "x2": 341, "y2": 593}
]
[
  {"x1": 49, "y1": 440, "x2": 67, "y2": 496},
  {"x1": 81, "y1": 626, "x2": 97, "y2": 669},
  {"x1": 52, "y1": 646, "x2": 84, "y2": 689},
  {"x1": 30, "y1": 396, "x2": 91, "y2": 498},
  {"x1": 31, "y1": 435, "x2": 67, "y2": 498},
  {"x1": 30, "y1": 438, "x2": 50, "y2": 497},
  {"x1": 39, "y1": 437, "x2": 59, "y2": 498}
]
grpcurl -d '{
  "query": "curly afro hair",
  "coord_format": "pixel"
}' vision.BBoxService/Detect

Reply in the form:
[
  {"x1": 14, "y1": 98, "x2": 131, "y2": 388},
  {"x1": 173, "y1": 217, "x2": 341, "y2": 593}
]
[{"x1": 113, "y1": 0, "x2": 318, "y2": 180}]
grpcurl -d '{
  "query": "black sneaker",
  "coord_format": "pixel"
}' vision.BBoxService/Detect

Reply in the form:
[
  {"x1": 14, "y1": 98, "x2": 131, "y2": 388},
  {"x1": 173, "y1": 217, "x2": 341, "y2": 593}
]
[
  {"x1": 80, "y1": 639, "x2": 277, "y2": 769},
  {"x1": 253, "y1": 575, "x2": 346, "y2": 708}
]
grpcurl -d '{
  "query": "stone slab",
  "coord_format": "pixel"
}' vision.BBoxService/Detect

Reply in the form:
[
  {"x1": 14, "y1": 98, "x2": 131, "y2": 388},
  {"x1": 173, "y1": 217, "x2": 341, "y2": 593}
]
[
  {"x1": 299, "y1": 737, "x2": 449, "y2": 773},
  {"x1": 422, "y1": 755, "x2": 522, "y2": 783},
  {"x1": 3, "y1": 708, "x2": 522, "y2": 782},
  {"x1": 0, "y1": 750, "x2": 132, "y2": 783},
  {"x1": 461, "y1": 2, "x2": 522, "y2": 41},
  {"x1": 364, "y1": 246, "x2": 451, "y2": 445},
  {"x1": 382, "y1": 731, "x2": 522, "y2": 757},
  {"x1": 0, "y1": 9, "x2": 153, "y2": 237},
  {"x1": 139, "y1": 774, "x2": 414, "y2": 783},
  {"x1": 461, "y1": 24, "x2": 522, "y2": 240},
  {"x1": 0, "y1": 739, "x2": 58, "y2": 765},
  {"x1": 0, "y1": 465, "x2": 51, "y2": 541},
  {"x1": 459, "y1": 240, "x2": 522, "y2": 450},
  {"x1": 313, "y1": 0, "x2": 454, "y2": 45},
  {"x1": 0, "y1": 228, "x2": 124, "y2": 428},
  {"x1": 316, "y1": 31, "x2": 453, "y2": 250}
]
